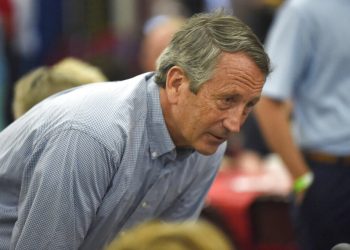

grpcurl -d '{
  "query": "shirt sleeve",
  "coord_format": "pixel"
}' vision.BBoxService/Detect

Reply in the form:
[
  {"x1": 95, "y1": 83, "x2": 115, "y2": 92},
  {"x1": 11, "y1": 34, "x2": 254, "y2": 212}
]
[
  {"x1": 11, "y1": 129, "x2": 117, "y2": 250},
  {"x1": 262, "y1": 3, "x2": 314, "y2": 100},
  {"x1": 159, "y1": 144, "x2": 226, "y2": 221}
]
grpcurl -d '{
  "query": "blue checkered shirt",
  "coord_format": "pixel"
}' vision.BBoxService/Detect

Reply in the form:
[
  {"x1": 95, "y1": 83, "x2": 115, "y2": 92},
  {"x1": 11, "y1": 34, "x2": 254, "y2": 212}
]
[{"x1": 0, "y1": 73, "x2": 225, "y2": 250}]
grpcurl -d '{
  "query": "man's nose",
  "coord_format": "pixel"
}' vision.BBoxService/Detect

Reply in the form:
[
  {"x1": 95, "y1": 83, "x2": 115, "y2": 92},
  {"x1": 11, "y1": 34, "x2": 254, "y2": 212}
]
[{"x1": 222, "y1": 108, "x2": 244, "y2": 133}]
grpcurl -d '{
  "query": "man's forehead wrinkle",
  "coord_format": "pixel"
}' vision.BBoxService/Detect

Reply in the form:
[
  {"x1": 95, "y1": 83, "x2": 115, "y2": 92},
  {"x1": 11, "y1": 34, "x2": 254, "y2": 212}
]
[
  {"x1": 224, "y1": 68, "x2": 265, "y2": 90},
  {"x1": 223, "y1": 67, "x2": 263, "y2": 80}
]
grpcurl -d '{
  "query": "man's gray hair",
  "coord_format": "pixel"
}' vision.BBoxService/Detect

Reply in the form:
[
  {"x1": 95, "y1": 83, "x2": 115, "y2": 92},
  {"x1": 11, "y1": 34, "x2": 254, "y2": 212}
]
[{"x1": 154, "y1": 11, "x2": 270, "y2": 93}]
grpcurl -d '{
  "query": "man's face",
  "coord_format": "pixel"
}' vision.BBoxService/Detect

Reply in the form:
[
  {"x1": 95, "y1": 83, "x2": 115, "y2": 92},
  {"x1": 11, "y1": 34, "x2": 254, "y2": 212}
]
[{"x1": 165, "y1": 52, "x2": 265, "y2": 155}]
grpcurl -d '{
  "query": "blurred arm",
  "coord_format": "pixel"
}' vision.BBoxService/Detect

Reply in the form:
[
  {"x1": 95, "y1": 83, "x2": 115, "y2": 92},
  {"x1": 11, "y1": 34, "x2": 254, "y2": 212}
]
[{"x1": 255, "y1": 97, "x2": 309, "y2": 181}]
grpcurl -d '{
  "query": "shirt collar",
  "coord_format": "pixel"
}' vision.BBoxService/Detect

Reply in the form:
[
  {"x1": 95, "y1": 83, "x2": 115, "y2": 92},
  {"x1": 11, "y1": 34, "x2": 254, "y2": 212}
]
[
  {"x1": 146, "y1": 74, "x2": 194, "y2": 161},
  {"x1": 146, "y1": 74, "x2": 175, "y2": 159}
]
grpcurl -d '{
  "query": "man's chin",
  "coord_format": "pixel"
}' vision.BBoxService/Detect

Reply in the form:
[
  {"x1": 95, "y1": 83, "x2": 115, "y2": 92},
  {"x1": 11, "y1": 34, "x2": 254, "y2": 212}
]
[{"x1": 195, "y1": 143, "x2": 221, "y2": 155}]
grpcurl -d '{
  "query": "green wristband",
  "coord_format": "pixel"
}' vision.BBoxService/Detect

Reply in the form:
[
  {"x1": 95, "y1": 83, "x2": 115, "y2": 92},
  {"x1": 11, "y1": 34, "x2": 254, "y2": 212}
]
[{"x1": 293, "y1": 172, "x2": 314, "y2": 193}]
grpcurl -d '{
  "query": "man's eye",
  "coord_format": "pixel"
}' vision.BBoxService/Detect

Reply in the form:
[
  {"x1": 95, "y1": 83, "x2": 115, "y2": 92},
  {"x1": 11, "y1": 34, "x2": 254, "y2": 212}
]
[
  {"x1": 224, "y1": 97, "x2": 236, "y2": 104},
  {"x1": 243, "y1": 101, "x2": 257, "y2": 115},
  {"x1": 217, "y1": 97, "x2": 237, "y2": 109}
]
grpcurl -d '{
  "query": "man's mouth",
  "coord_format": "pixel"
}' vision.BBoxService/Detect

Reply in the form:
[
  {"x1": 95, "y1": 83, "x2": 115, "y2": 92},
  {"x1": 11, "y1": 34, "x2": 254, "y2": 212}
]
[{"x1": 209, "y1": 133, "x2": 226, "y2": 142}]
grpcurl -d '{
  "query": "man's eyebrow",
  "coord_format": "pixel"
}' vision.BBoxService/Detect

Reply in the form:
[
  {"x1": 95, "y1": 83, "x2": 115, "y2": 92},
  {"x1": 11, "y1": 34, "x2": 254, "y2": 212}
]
[
  {"x1": 216, "y1": 93, "x2": 242, "y2": 99},
  {"x1": 228, "y1": 93, "x2": 242, "y2": 99}
]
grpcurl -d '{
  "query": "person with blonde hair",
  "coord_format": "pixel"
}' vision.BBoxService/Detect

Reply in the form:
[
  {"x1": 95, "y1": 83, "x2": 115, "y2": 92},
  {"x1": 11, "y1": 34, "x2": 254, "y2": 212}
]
[
  {"x1": 106, "y1": 220, "x2": 233, "y2": 250},
  {"x1": 13, "y1": 57, "x2": 107, "y2": 118}
]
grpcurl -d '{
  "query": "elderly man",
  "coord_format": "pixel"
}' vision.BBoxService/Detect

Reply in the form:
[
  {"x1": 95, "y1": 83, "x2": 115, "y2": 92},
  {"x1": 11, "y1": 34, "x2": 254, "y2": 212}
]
[{"x1": 0, "y1": 11, "x2": 269, "y2": 250}]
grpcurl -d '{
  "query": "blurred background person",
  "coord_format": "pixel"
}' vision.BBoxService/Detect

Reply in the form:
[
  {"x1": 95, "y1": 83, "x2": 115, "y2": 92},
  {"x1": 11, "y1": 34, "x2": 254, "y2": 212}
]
[
  {"x1": 139, "y1": 15, "x2": 186, "y2": 72},
  {"x1": 255, "y1": 0, "x2": 350, "y2": 249},
  {"x1": 232, "y1": 0, "x2": 283, "y2": 43},
  {"x1": 106, "y1": 220, "x2": 234, "y2": 250},
  {"x1": 12, "y1": 57, "x2": 107, "y2": 119}
]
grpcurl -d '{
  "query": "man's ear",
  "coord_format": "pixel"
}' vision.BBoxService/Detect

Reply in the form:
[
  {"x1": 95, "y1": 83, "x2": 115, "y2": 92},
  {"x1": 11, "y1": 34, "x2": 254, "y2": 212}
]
[{"x1": 165, "y1": 66, "x2": 188, "y2": 104}]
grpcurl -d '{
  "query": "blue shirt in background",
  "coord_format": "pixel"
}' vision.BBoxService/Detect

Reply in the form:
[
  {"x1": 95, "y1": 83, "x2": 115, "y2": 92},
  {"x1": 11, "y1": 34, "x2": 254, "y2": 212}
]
[{"x1": 262, "y1": 0, "x2": 350, "y2": 154}]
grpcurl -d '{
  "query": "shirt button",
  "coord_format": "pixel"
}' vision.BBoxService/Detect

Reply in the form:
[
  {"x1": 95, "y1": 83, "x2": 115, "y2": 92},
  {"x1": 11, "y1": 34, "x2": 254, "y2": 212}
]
[
  {"x1": 151, "y1": 152, "x2": 157, "y2": 158},
  {"x1": 142, "y1": 202, "x2": 148, "y2": 208}
]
